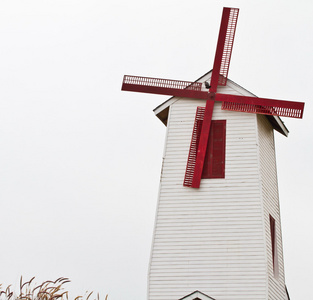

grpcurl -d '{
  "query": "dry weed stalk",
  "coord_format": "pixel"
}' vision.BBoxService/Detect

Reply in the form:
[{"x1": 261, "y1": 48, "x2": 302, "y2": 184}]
[{"x1": 0, "y1": 277, "x2": 108, "y2": 300}]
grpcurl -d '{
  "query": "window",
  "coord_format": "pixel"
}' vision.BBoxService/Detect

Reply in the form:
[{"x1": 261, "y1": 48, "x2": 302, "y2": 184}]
[
  {"x1": 202, "y1": 120, "x2": 226, "y2": 179},
  {"x1": 270, "y1": 215, "x2": 279, "y2": 278},
  {"x1": 184, "y1": 107, "x2": 226, "y2": 187}
]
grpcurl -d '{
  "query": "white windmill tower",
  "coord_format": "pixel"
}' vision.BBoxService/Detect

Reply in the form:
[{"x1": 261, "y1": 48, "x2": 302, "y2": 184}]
[{"x1": 122, "y1": 7, "x2": 304, "y2": 300}]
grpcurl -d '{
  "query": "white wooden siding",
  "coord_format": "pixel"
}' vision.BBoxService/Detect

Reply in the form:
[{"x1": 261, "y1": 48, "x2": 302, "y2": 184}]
[
  {"x1": 257, "y1": 114, "x2": 287, "y2": 299},
  {"x1": 148, "y1": 73, "x2": 286, "y2": 300}
]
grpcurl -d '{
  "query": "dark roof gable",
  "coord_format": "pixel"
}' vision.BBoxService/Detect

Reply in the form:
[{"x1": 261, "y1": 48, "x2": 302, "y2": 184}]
[{"x1": 178, "y1": 290, "x2": 216, "y2": 300}]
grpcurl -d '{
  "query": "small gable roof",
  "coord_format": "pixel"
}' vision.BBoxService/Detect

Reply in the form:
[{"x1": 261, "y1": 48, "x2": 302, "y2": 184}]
[
  {"x1": 153, "y1": 70, "x2": 289, "y2": 137},
  {"x1": 178, "y1": 290, "x2": 216, "y2": 300}
]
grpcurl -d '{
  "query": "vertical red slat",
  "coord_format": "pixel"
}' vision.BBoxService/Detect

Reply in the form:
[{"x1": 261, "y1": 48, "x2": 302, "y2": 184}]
[
  {"x1": 183, "y1": 107, "x2": 205, "y2": 187},
  {"x1": 210, "y1": 7, "x2": 231, "y2": 92},
  {"x1": 184, "y1": 108, "x2": 226, "y2": 187},
  {"x1": 210, "y1": 7, "x2": 239, "y2": 92},
  {"x1": 191, "y1": 100, "x2": 214, "y2": 188},
  {"x1": 218, "y1": 8, "x2": 239, "y2": 86}
]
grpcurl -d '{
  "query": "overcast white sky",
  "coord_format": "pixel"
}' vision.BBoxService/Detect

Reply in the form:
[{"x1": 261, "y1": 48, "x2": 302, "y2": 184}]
[{"x1": 0, "y1": 0, "x2": 312, "y2": 299}]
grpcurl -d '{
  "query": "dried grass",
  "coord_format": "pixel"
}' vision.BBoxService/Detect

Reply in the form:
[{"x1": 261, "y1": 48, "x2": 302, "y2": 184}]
[{"x1": 0, "y1": 277, "x2": 108, "y2": 300}]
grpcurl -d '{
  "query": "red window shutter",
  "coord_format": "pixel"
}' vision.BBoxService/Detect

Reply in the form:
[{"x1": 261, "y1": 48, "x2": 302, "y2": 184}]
[
  {"x1": 202, "y1": 120, "x2": 226, "y2": 179},
  {"x1": 184, "y1": 107, "x2": 226, "y2": 187}
]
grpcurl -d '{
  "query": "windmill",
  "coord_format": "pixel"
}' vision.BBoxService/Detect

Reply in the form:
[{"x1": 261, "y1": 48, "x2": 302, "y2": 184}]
[{"x1": 122, "y1": 7, "x2": 304, "y2": 300}]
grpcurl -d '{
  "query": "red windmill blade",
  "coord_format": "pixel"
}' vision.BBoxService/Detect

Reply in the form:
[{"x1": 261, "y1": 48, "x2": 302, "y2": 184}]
[
  {"x1": 121, "y1": 7, "x2": 305, "y2": 189},
  {"x1": 190, "y1": 8, "x2": 240, "y2": 188},
  {"x1": 210, "y1": 7, "x2": 239, "y2": 92},
  {"x1": 122, "y1": 75, "x2": 208, "y2": 100}
]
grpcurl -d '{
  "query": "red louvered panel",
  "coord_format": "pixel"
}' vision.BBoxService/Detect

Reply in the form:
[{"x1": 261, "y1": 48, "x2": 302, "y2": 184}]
[
  {"x1": 183, "y1": 107, "x2": 205, "y2": 187},
  {"x1": 122, "y1": 75, "x2": 209, "y2": 99},
  {"x1": 222, "y1": 101, "x2": 303, "y2": 118},
  {"x1": 191, "y1": 100, "x2": 215, "y2": 188},
  {"x1": 202, "y1": 120, "x2": 226, "y2": 179},
  {"x1": 216, "y1": 93, "x2": 305, "y2": 119},
  {"x1": 123, "y1": 75, "x2": 203, "y2": 91},
  {"x1": 210, "y1": 7, "x2": 239, "y2": 92},
  {"x1": 184, "y1": 108, "x2": 226, "y2": 187},
  {"x1": 218, "y1": 8, "x2": 239, "y2": 86}
]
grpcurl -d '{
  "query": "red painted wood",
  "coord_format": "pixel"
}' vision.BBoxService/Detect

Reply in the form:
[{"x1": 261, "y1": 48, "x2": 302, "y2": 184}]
[
  {"x1": 202, "y1": 120, "x2": 226, "y2": 179},
  {"x1": 210, "y1": 8, "x2": 239, "y2": 92},
  {"x1": 191, "y1": 100, "x2": 214, "y2": 188},
  {"x1": 123, "y1": 75, "x2": 203, "y2": 91},
  {"x1": 183, "y1": 107, "x2": 205, "y2": 187},
  {"x1": 122, "y1": 83, "x2": 208, "y2": 100},
  {"x1": 121, "y1": 6, "x2": 305, "y2": 189},
  {"x1": 122, "y1": 75, "x2": 208, "y2": 100},
  {"x1": 184, "y1": 113, "x2": 226, "y2": 187},
  {"x1": 210, "y1": 8, "x2": 231, "y2": 93},
  {"x1": 216, "y1": 93, "x2": 305, "y2": 118},
  {"x1": 218, "y1": 9, "x2": 239, "y2": 86}
]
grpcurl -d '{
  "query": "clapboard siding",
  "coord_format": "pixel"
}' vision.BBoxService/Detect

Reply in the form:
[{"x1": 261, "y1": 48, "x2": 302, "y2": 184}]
[
  {"x1": 257, "y1": 114, "x2": 287, "y2": 299},
  {"x1": 148, "y1": 72, "x2": 287, "y2": 300},
  {"x1": 148, "y1": 76, "x2": 269, "y2": 300}
]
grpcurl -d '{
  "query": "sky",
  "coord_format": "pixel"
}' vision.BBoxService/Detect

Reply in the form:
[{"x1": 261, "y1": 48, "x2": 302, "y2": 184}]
[{"x1": 0, "y1": 0, "x2": 312, "y2": 299}]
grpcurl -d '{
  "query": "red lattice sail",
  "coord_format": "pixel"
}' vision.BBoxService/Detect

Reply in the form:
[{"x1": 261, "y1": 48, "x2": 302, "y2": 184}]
[
  {"x1": 183, "y1": 107, "x2": 205, "y2": 187},
  {"x1": 218, "y1": 8, "x2": 239, "y2": 86},
  {"x1": 216, "y1": 93, "x2": 305, "y2": 119},
  {"x1": 210, "y1": 7, "x2": 239, "y2": 92},
  {"x1": 122, "y1": 75, "x2": 208, "y2": 99},
  {"x1": 121, "y1": 6, "x2": 305, "y2": 189}
]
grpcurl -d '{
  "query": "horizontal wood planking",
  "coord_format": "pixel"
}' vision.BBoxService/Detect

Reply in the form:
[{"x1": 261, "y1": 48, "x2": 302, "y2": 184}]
[
  {"x1": 148, "y1": 79, "x2": 269, "y2": 300},
  {"x1": 257, "y1": 115, "x2": 287, "y2": 299}
]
